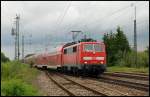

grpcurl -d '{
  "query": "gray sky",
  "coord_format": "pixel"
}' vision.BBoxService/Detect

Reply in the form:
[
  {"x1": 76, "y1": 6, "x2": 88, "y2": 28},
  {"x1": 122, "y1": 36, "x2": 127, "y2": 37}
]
[{"x1": 1, "y1": 1, "x2": 149, "y2": 60}]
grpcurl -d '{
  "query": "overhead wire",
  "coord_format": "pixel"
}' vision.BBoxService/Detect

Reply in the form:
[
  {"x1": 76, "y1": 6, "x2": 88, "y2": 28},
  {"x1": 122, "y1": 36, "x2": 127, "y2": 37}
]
[
  {"x1": 44, "y1": 1, "x2": 72, "y2": 49},
  {"x1": 54, "y1": 2, "x2": 148, "y2": 45},
  {"x1": 64, "y1": 2, "x2": 135, "y2": 41},
  {"x1": 67, "y1": 3, "x2": 132, "y2": 31},
  {"x1": 67, "y1": 2, "x2": 145, "y2": 32},
  {"x1": 55, "y1": 1, "x2": 72, "y2": 31},
  {"x1": 37, "y1": 2, "x2": 148, "y2": 51},
  {"x1": 83, "y1": 2, "x2": 145, "y2": 28}
]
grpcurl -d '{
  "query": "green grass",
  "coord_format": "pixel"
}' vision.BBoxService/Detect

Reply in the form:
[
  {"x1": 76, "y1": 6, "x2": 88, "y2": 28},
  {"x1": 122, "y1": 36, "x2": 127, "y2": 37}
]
[
  {"x1": 1, "y1": 79, "x2": 38, "y2": 96},
  {"x1": 107, "y1": 66, "x2": 149, "y2": 74},
  {"x1": 1, "y1": 61, "x2": 40, "y2": 96}
]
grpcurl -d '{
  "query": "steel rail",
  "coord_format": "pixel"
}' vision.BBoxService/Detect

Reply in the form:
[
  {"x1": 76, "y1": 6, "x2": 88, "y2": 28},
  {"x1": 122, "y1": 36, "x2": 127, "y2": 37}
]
[
  {"x1": 45, "y1": 71, "x2": 76, "y2": 96},
  {"x1": 104, "y1": 72, "x2": 149, "y2": 81},
  {"x1": 115, "y1": 72, "x2": 149, "y2": 76},
  {"x1": 61, "y1": 74, "x2": 129, "y2": 96},
  {"x1": 98, "y1": 76, "x2": 149, "y2": 92},
  {"x1": 59, "y1": 74, "x2": 108, "y2": 96},
  {"x1": 61, "y1": 73, "x2": 149, "y2": 95},
  {"x1": 50, "y1": 72, "x2": 108, "y2": 96}
]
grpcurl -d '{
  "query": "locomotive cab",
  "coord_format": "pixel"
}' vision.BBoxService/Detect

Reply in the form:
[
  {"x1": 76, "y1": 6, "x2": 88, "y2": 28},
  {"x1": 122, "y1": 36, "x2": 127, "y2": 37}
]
[{"x1": 80, "y1": 42, "x2": 106, "y2": 75}]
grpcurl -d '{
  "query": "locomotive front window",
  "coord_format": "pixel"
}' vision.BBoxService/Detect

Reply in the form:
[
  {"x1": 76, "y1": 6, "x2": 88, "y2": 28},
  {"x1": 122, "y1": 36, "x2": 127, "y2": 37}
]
[
  {"x1": 84, "y1": 44, "x2": 93, "y2": 52},
  {"x1": 94, "y1": 44, "x2": 102, "y2": 52},
  {"x1": 84, "y1": 44, "x2": 102, "y2": 52}
]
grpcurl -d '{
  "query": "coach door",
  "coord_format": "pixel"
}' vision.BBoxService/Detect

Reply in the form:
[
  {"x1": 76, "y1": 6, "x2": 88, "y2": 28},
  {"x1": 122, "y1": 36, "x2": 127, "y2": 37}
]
[
  {"x1": 73, "y1": 46, "x2": 77, "y2": 65},
  {"x1": 62, "y1": 46, "x2": 77, "y2": 65}
]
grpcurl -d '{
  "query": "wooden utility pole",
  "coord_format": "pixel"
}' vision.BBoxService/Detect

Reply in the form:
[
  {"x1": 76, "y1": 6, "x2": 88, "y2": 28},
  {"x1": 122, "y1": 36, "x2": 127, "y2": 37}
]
[
  {"x1": 22, "y1": 35, "x2": 24, "y2": 62},
  {"x1": 134, "y1": 5, "x2": 137, "y2": 67},
  {"x1": 15, "y1": 14, "x2": 20, "y2": 60}
]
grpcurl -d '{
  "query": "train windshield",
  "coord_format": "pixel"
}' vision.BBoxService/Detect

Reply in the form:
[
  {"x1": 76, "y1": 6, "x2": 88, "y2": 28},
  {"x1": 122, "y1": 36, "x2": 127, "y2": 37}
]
[
  {"x1": 84, "y1": 44, "x2": 93, "y2": 52},
  {"x1": 84, "y1": 44, "x2": 102, "y2": 52}
]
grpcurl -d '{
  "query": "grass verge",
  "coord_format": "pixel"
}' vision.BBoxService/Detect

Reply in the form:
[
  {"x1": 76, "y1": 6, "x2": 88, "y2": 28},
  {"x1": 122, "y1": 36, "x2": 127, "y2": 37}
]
[
  {"x1": 1, "y1": 61, "x2": 40, "y2": 96},
  {"x1": 107, "y1": 66, "x2": 149, "y2": 74}
]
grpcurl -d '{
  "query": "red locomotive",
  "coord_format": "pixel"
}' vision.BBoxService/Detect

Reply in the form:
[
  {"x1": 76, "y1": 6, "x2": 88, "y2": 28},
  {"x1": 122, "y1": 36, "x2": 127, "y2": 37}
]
[{"x1": 25, "y1": 41, "x2": 106, "y2": 76}]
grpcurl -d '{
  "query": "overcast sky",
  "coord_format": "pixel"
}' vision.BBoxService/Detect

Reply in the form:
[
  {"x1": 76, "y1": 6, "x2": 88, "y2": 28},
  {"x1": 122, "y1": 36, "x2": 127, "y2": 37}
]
[{"x1": 1, "y1": 1, "x2": 149, "y2": 60}]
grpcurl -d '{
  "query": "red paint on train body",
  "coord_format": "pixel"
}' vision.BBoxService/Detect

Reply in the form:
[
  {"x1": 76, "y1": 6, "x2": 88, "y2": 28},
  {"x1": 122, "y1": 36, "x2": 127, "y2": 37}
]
[{"x1": 25, "y1": 41, "x2": 106, "y2": 75}]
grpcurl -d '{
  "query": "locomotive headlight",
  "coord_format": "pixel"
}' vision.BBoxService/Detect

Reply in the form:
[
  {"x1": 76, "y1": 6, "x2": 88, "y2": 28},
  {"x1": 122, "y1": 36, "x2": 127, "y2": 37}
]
[
  {"x1": 100, "y1": 61, "x2": 104, "y2": 64},
  {"x1": 84, "y1": 61, "x2": 87, "y2": 64},
  {"x1": 83, "y1": 57, "x2": 92, "y2": 60},
  {"x1": 96, "y1": 57, "x2": 104, "y2": 60}
]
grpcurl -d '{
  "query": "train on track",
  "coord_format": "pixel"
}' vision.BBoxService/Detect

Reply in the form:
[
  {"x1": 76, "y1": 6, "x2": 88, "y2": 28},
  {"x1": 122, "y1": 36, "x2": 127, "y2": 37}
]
[{"x1": 24, "y1": 39, "x2": 106, "y2": 76}]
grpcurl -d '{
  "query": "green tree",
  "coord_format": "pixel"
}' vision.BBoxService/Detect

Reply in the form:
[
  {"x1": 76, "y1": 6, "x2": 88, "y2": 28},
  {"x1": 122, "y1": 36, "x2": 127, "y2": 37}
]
[
  {"x1": 1, "y1": 52, "x2": 9, "y2": 63},
  {"x1": 103, "y1": 26, "x2": 130, "y2": 66},
  {"x1": 115, "y1": 27, "x2": 130, "y2": 53},
  {"x1": 144, "y1": 46, "x2": 149, "y2": 54}
]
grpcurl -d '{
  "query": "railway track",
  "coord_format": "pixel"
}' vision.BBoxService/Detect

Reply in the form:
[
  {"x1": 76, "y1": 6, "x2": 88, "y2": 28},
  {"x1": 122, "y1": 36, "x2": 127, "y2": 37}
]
[
  {"x1": 94, "y1": 72, "x2": 149, "y2": 92},
  {"x1": 100, "y1": 72, "x2": 149, "y2": 92},
  {"x1": 59, "y1": 73, "x2": 149, "y2": 96},
  {"x1": 63, "y1": 72, "x2": 149, "y2": 92},
  {"x1": 99, "y1": 76, "x2": 149, "y2": 92},
  {"x1": 45, "y1": 71, "x2": 108, "y2": 96},
  {"x1": 115, "y1": 72, "x2": 149, "y2": 76},
  {"x1": 104, "y1": 72, "x2": 149, "y2": 81},
  {"x1": 43, "y1": 70, "x2": 149, "y2": 96}
]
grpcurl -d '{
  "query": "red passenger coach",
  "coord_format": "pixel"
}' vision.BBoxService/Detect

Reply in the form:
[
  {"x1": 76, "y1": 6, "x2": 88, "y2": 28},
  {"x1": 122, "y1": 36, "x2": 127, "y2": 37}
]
[
  {"x1": 25, "y1": 41, "x2": 106, "y2": 76},
  {"x1": 33, "y1": 46, "x2": 63, "y2": 69}
]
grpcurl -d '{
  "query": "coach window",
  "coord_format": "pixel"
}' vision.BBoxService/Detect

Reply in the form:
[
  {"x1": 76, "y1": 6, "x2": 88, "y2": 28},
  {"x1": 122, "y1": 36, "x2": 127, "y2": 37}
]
[
  {"x1": 73, "y1": 46, "x2": 77, "y2": 52},
  {"x1": 67, "y1": 48, "x2": 73, "y2": 54},
  {"x1": 43, "y1": 57, "x2": 46, "y2": 59},
  {"x1": 64, "y1": 49, "x2": 67, "y2": 54}
]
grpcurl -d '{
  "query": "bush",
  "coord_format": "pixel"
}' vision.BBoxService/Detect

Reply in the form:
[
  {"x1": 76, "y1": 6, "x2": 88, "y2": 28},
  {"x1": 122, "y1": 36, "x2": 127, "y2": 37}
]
[
  {"x1": 1, "y1": 61, "x2": 38, "y2": 82},
  {"x1": 1, "y1": 52, "x2": 9, "y2": 63},
  {"x1": 1, "y1": 79, "x2": 38, "y2": 96},
  {"x1": 107, "y1": 66, "x2": 149, "y2": 74},
  {"x1": 1, "y1": 61, "x2": 40, "y2": 96},
  {"x1": 137, "y1": 52, "x2": 149, "y2": 67},
  {"x1": 117, "y1": 50, "x2": 149, "y2": 68}
]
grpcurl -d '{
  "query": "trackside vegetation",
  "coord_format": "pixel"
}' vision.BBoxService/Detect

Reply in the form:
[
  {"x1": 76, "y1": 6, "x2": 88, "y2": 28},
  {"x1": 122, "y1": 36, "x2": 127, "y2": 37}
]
[
  {"x1": 103, "y1": 26, "x2": 149, "y2": 73},
  {"x1": 1, "y1": 52, "x2": 9, "y2": 63},
  {"x1": 1, "y1": 25, "x2": 149, "y2": 95},
  {"x1": 1, "y1": 53, "x2": 40, "y2": 96},
  {"x1": 107, "y1": 66, "x2": 149, "y2": 74}
]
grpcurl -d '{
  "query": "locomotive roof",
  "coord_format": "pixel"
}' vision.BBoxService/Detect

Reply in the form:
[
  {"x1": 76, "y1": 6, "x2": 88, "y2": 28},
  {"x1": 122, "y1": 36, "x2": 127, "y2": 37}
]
[
  {"x1": 25, "y1": 53, "x2": 35, "y2": 58},
  {"x1": 63, "y1": 38, "x2": 104, "y2": 48},
  {"x1": 25, "y1": 40, "x2": 104, "y2": 58},
  {"x1": 63, "y1": 41, "x2": 104, "y2": 48},
  {"x1": 48, "y1": 45, "x2": 63, "y2": 52}
]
